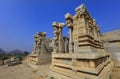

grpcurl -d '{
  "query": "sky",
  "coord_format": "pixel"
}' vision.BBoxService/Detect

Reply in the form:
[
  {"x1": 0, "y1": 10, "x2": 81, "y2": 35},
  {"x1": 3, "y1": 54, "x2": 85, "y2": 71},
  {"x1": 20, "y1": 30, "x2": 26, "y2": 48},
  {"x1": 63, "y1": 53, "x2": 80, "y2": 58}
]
[{"x1": 0, "y1": 0, "x2": 120, "y2": 52}]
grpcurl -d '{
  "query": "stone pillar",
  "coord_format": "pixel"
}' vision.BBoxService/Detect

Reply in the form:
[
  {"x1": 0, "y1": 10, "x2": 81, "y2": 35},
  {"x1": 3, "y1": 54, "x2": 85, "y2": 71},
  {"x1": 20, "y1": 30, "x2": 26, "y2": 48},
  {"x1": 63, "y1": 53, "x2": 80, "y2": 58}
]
[
  {"x1": 58, "y1": 23, "x2": 65, "y2": 53},
  {"x1": 40, "y1": 32, "x2": 47, "y2": 54},
  {"x1": 37, "y1": 32, "x2": 42, "y2": 54},
  {"x1": 64, "y1": 37, "x2": 69, "y2": 53},
  {"x1": 69, "y1": 27, "x2": 74, "y2": 53},
  {"x1": 52, "y1": 22, "x2": 59, "y2": 53},
  {"x1": 52, "y1": 22, "x2": 65, "y2": 53},
  {"x1": 65, "y1": 13, "x2": 74, "y2": 53}
]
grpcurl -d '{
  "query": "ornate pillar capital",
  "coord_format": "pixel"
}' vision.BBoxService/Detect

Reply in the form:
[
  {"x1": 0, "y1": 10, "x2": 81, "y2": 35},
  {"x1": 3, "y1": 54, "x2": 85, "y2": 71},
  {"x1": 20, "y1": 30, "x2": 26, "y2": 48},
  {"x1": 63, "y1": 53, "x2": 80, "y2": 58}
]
[{"x1": 65, "y1": 13, "x2": 73, "y2": 28}]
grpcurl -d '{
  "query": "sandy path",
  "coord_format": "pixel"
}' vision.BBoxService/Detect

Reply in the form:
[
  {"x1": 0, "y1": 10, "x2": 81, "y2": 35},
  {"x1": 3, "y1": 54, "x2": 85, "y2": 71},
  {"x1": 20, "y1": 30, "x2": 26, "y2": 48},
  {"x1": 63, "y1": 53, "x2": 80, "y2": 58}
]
[{"x1": 0, "y1": 64, "x2": 50, "y2": 79}]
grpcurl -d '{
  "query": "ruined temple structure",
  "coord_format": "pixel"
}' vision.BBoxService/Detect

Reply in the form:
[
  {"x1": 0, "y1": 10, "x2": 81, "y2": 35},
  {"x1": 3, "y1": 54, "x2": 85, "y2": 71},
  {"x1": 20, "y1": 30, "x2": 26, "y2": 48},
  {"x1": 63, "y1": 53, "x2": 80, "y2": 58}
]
[
  {"x1": 49, "y1": 4, "x2": 113, "y2": 79},
  {"x1": 25, "y1": 32, "x2": 52, "y2": 66}
]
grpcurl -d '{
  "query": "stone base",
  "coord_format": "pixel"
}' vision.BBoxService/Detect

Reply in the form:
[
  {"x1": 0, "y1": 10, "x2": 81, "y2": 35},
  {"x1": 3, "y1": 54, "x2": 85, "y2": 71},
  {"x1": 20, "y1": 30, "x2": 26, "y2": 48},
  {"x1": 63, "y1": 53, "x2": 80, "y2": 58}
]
[
  {"x1": 49, "y1": 61, "x2": 114, "y2": 79},
  {"x1": 24, "y1": 53, "x2": 51, "y2": 68},
  {"x1": 37, "y1": 53, "x2": 51, "y2": 65},
  {"x1": 49, "y1": 53, "x2": 113, "y2": 79}
]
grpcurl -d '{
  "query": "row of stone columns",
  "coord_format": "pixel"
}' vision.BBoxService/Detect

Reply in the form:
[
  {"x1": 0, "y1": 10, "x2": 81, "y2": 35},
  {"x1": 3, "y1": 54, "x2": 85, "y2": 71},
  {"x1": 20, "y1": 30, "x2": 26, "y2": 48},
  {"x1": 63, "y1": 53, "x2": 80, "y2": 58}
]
[{"x1": 52, "y1": 13, "x2": 74, "y2": 53}]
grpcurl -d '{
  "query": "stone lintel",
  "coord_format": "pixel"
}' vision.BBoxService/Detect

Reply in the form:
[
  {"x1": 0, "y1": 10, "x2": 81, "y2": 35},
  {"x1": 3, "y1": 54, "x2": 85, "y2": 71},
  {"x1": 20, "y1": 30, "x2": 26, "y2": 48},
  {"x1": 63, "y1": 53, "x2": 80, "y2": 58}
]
[
  {"x1": 52, "y1": 22, "x2": 59, "y2": 27},
  {"x1": 52, "y1": 22, "x2": 65, "y2": 28},
  {"x1": 59, "y1": 23, "x2": 65, "y2": 28},
  {"x1": 37, "y1": 32, "x2": 46, "y2": 35},
  {"x1": 65, "y1": 13, "x2": 73, "y2": 20}
]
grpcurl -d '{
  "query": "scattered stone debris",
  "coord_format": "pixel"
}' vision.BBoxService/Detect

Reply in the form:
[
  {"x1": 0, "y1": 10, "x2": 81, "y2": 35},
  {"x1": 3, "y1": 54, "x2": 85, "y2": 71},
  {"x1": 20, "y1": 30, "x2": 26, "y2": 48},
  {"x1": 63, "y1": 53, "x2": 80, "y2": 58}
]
[{"x1": 4, "y1": 57, "x2": 22, "y2": 66}]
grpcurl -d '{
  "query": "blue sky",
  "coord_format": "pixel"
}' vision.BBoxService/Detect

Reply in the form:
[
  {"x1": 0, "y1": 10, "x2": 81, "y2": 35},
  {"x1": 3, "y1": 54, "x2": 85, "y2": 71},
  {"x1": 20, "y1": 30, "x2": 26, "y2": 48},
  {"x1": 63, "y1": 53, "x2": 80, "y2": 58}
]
[{"x1": 0, "y1": 0, "x2": 120, "y2": 52}]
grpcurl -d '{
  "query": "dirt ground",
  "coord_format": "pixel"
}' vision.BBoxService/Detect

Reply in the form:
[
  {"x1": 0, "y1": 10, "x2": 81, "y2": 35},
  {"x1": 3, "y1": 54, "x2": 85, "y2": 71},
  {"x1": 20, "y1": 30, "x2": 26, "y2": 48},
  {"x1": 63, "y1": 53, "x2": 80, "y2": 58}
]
[
  {"x1": 0, "y1": 64, "x2": 50, "y2": 79},
  {"x1": 0, "y1": 63, "x2": 120, "y2": 79}
]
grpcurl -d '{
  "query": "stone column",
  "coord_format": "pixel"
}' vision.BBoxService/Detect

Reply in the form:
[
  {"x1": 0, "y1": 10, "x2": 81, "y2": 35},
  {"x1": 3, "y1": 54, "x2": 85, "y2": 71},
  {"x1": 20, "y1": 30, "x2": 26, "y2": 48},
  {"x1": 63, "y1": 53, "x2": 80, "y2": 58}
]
[
  {"x1": 69, "y1": 27, "x2": 74, "y2": 53},
  {"x1": 40, "y1": 32, "x2": 47, "y2": 54},
  {"x1": 52, "y1": 22, "x2": 59, "y2": 53},
  {"x1": 37, "y1": 32, "x2": 42, "y2": 54},
  {"x1": 65, "y1": 13, "x2": 74, "y2": 53},
  {"x1": 58, "y1": 23, "x2": 65, "y2": 53},
  {"x1": 64, "y1": 37, "x2": 69, "y2": 53}
]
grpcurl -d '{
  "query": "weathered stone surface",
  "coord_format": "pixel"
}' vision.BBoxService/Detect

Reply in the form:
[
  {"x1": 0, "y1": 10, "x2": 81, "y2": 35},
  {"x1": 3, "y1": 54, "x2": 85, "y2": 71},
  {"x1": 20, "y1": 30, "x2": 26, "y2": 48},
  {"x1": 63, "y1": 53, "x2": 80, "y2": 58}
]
[
  {"x1": 49, "y1": 4, "x2": 113, "y2": 79},
  {"x1": 52, "y1": 22, "x2": 65, "y2": 53},
  {"x1": 102, "y1": 30, "x2": 120, "y2": 67},
  {"x1": 24, "y1": 32, "x2": 53, "y2": 67}
]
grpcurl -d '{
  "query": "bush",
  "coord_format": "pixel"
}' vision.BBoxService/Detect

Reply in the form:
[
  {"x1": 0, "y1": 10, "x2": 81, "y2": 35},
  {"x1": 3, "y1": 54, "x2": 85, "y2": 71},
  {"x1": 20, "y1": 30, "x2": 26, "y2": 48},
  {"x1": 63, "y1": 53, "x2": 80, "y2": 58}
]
[{"x1": 0, "y1": 54, "x2": 9, "y2": 61}]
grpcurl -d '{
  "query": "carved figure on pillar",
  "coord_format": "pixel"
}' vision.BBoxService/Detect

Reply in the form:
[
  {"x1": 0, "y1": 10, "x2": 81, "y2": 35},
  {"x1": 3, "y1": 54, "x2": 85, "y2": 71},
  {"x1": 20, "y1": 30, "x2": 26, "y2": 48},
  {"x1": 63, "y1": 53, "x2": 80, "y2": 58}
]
[{"x1": 63, "y1": 37, "x2": 69, "y2": 53}]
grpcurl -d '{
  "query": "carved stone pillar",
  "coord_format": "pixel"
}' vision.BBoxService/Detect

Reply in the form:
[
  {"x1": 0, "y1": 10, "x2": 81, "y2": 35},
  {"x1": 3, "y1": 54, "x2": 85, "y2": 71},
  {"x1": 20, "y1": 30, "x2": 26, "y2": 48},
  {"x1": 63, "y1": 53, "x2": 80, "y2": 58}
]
[
  {"x1": 69, "y1": 27, "x2": 74, "y2": 53},
  {"x1": 40, "y1": 32, "x2": 47, "y2": 54},
  {"x1": 52, "y1": 22, "x2": 59, "y2": 53},
  {"x1": 64, "y1": 37, "x2": 69, "y2": 53},
  {"x1": 65, "y1": 13, "x2": 74, "y2": 53},
  {"x1": 58, "y1": 23, "x2": 65, "y2": 53},
  {"x1": 37, "y1": 32, "x2": 42, "y2": 54}
]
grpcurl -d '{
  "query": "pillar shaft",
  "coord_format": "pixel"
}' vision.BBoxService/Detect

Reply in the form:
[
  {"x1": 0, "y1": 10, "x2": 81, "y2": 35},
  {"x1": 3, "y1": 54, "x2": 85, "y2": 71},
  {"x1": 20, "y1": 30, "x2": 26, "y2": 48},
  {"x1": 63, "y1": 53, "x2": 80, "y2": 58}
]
[
  {"x1": 58, "y1": 27, "x2": 64, "y2": 53},
  {"x1": 69, "y1": 27, "x2": 73, "y2": 53}
]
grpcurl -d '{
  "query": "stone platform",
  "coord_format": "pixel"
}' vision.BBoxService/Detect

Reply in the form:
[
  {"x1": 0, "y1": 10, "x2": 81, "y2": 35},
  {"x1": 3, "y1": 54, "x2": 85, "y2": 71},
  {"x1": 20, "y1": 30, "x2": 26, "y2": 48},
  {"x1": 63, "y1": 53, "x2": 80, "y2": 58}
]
[{"x1": 49, "y1": 53, "x2": 113, "y2": 79}]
